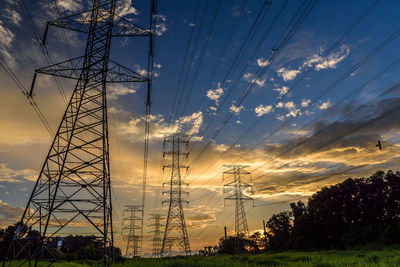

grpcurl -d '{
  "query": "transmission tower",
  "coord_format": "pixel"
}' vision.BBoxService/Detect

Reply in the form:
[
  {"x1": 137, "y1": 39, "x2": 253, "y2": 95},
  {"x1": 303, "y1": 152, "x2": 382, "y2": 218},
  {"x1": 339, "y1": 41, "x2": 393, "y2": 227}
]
[
  {"x1": 148, "y1": 214, "x2": 164, "y2": 257},
  {"x1": 160, "y1": 134, "x2": 191, "y2": 256},
  {"x1": 223, "y1": 165, "x2": 253, "y2": 253},
  {"x1": 122, "y1": 205, "x2": 142, "y2": 258},
  {"x1": 3, "y1": 0, "x2": 150, "y2": 266}
]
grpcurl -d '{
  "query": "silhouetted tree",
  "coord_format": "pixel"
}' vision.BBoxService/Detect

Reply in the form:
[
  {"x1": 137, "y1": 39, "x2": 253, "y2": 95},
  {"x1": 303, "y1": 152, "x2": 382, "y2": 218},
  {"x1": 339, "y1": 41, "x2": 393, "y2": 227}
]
[
  {"x1": 265, "y1": 211, "x2": 292, "y2": 251},
  {"x1": 0, "y1": 225, "x2": 122, "y2": 261},
  {"x1": 217, "y1": 234, "x2": 250, "y2": 254},
  {"x1": 287, "y1": 170, "x2": 400, "y2": 249}
]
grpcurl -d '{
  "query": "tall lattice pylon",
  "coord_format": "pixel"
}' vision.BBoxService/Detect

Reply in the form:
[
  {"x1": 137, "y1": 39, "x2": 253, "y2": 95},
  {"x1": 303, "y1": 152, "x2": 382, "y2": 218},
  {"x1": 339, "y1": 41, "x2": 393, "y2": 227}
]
[
  {"x1": 160, "y1": 134, "x2": 191, "y2": 256},
  {"x1": 223, "y1": 165, "x2": 253, "y2": 253},
  {"x1": 122, "y1": 205, "x2": 142, "y2": 258},
  {"x1": 3, "y1": 1, "x2": 150, "y2": 266},
  {"x1": 148, "y1": 214, "x2": 164, "y2": 257}
]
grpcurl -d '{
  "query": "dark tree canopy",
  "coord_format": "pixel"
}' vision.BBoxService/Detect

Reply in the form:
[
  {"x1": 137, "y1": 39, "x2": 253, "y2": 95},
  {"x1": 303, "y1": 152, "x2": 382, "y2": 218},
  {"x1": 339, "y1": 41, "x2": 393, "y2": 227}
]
[
  {"x1": 0, "y1": 225, "x2": 122, "y2": 261},
  {"x1": 265, "y1": 170, "x2": 400, "y2": 250}
]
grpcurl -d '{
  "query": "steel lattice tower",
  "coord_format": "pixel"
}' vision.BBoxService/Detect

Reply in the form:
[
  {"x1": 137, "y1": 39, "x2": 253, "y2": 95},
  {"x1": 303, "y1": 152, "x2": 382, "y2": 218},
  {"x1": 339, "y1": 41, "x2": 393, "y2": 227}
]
[
  {"x1": 122, "y1": 205, "x2": 142, "y2": 258},
  {"x1": 160, "y1": 134, "x2": 191, "y2": 256},
  {"x1": 223, "y1": 165, "x2": 253, "y2": 252},
  {"x1": 148, "y1": 214, "x2": 163, "y2": 257},
  {"x1": 3, "y1": 1, "x2": 150, "y2": 266}
]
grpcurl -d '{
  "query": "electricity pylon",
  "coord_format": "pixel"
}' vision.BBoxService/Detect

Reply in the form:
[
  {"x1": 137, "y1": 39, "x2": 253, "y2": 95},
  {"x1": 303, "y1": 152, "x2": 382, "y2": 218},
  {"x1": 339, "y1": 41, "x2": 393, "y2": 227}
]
[
  {"x1": 122, "y1": 205, "x2": 143, "y2": 258},
  {"x1": 3, "y1": 0, "x2": 150, "y2": 266},
  {"x1": 148, "y1": 214, "x2": 164, "y2": 257},
  {"x1": 160, "y1": 134, "x2": 191, "y2": 256},
  {"x1": 223, "y1": 165, "x2": 253, "y2": 253}
]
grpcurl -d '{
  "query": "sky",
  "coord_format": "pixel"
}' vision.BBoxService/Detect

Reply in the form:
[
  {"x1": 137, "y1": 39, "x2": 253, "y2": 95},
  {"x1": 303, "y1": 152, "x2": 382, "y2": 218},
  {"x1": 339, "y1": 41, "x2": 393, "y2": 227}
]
[{"x1": 1, "y1": 0, "x2": 400, "y2": 256}]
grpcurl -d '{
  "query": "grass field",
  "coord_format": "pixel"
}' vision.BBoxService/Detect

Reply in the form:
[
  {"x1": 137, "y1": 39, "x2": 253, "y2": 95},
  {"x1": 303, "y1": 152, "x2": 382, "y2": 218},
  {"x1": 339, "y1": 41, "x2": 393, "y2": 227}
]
[{"x1": 9, "y1": 245, "x2": 400, "y2": 266}]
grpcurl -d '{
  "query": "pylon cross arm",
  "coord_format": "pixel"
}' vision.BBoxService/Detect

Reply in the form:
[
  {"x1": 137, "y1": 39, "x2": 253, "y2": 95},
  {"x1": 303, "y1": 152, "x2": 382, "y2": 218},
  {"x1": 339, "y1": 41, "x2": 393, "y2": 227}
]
[
  {"x1": 48, "y1": 11, "x2": 150, "y2": 37},
  {"x1": 35, "y1": 58, "x2": 149, "y2": 83}
]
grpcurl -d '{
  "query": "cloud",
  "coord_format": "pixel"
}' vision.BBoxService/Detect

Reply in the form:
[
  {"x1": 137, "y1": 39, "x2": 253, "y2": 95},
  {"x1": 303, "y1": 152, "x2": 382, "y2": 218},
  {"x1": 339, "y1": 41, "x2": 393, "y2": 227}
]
[
  {"x1": 255, "y1": 104, "x2": 273, "y2": 117},
  {"x1": 0, "y1": 201, "x2": 23, "y2": 227},
  {"x1": 0, "y1": 20, "x2": 16, "y2": 67},
  {"x1": 303, "y1": 45, "x2": 350, "y2": 71},
  {"x1": 273, "y1": 86, "x2": 289, "y2": 96},
  {"x1": 275, "y1": 101, "x2": 301, "y2": 118},
  {"x1": 116, "y1": 110, "x2": 204, "y2": 144},
  {"x1": 116, "y1": 0, "x2": 139, "y2": 16},
  {"x1": 154, "y1": 63, "x2": 162, "y2": 69},
  {"x1": 178, "y1": 111, "x2": 203, "y2": 136},
  {"x1": 230, "y1": 104, "x2": 244, "y2": 115},
  {"x1": 257, "y1": 58, "x2": 270, "y2": 67},
  {"x1": 243, "y1": 73, "x2": 266, "y2": 87},
  {"x1": 277, "y1": 67, "x2": 301, "y2": 81},
  {"x1": 154, "y1": 14, "x2": 167, "y2": 36},
  {"x1": 215, "y1": 144, "x2": 229, "y2": 152},
  {"x1": 2, "y1": 8, "x2": 21, "y2": 26},
  {"x1": 206, "y1": 83, "x2": 224, "y2": 104},
  {"x1": 319, "y1": 100, "x2": 332, "y2": 110},
  {"x1": 56, "y1": 0, "x2": 84, "y2": 12},
  {"x1": 301, "y1": 99, "x2": 311, "y2": 107},
  {"x1": 187, "y1": 213, "x2": 216, "y2": 222},
  {"x1": 284, "y1": 101, "x2": 295, "y2": 109},
  {"x1": 275, "y1": 45, "x2": 350, "y2": 83},
  {"x1": 108, "y1": 84, "x2": 136, "y2": 99},
  {"x1": 0, "y1": 163, "x2": 37, "y2": 183},
  {"x1": 231, "y1": 5, "x2": 243, "y2": 17}
]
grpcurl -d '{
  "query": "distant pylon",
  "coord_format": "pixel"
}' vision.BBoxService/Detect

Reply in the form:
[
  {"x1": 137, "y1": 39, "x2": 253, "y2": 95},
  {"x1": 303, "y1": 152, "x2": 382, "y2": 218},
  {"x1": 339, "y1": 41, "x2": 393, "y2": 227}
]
[
  {"x1": 160, "y1": 134, "x2": 191, "y2": 256},
  {"x1": 148, "y1": 214, "x2": 164, "y2": 257},
  {"x1": 122, "y1": 205, "x2": 143, "y2": 258},
  {"x1": 223, "y1": 165, "x2": 253, "y2": 252},
  {"x1": 2, "y1": 0, "x2": 150, "y2": 266}
]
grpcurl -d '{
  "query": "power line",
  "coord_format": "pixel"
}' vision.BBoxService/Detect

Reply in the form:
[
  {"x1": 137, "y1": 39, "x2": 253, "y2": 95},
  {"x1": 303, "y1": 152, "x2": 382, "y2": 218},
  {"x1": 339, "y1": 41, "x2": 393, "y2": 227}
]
[
  {"x1": 189, "y1": 0, "x2": 317, "y2": 174},
  {"x1": 0, "y1": 57, "x2": 54, "y2": 137},
  {"x1": 192, "y1": 0, "x2": 286, "y2": 145},
  {"x1": 171, "y1": 0, "x2": 211, "y2": 125},
  {"x1": 188, "y1": 9, "x2": 400, "y2": 188},
  {"x1": 251, "y1": 82, "x2": 400, "y2": 184},
  {"x1": 179, "y1": 0, "x2": 222, "y2": 118},
  {"x1": 140, "y1": 0, "x2": 158, "y2": 255},
  {"x1": 18, "y1": 0, "x2": 68, "y2": 103},
  {"x1": 167, "y1": 0, "x2": 201, "y2": 125}
]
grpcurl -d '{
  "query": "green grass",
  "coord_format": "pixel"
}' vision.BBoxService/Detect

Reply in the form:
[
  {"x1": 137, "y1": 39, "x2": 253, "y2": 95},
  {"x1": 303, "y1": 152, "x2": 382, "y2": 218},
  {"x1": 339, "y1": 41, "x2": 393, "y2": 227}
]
[
  {"x1": 115, "y1": 246, "x2": 400, "y2": 267},
  {"x1": 8, "y1": 245, "x2": 400, "y2": 266}
]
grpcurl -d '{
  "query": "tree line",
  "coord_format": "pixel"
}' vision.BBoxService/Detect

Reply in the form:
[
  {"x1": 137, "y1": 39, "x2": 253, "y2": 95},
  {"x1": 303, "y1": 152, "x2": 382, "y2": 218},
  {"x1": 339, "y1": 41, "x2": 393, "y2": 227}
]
[
  {"x1": 201, "y1": 170, "x2": 400, "y2": 255},
  {"x1": 0, "y1": 224, "x2": 121, "y2": 261}
]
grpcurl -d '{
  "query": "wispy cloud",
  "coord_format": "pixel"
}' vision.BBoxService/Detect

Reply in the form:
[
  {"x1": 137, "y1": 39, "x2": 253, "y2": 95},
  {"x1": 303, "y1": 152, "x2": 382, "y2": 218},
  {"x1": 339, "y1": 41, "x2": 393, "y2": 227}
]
[
  {"x1": 179, "y1": 111, "x2": 203, "y2": 136},
  {"x1": 154, "y1": 14, "x2": 167, "y2": 36},
  {"x1": 319, "y1": 100, "x2": 332, "y2": 110},
  {"x1": 301, "y1": 99, "x2": 311, "y2": 107},
  {"x1": 303, "y1": 45, "x2": 350, "y2": 71},
  {"x1": 273, "y1": 86, "x2": 289, "y2": 96},
  {"x1": 108, "y1": 84, "x2": 137, "y2": 100},
  {"x1": 2, "y1": 8, "x2": 21, "y2": 26},
  {"x1": 275, "y1": 101, "x2": 301, "y2": 119},
  {"x1": 277, "y1": 67, "x2": 301, "y2": 81},
  {"x1": 243, "y1": 73, "x2": 266, "y2": 87},
  {"x1": 206, "y1": 83, "x2": 224, "y2": 104},
  {"x1": 116, "y1": 0, "x2": 139, "y2": 16},
  {"x1": 0, "y1": 20, "x2": 16, "y2": 67},
  {"x1": 230, "y1": 104, "x2": 244, "y2": 115},
  {"x1": 56, "y1": 0, "x2": 84, "y2": 12},
  {"x1": 0, "y1": 163, "x2": 37, "y2": 183},
  {"x1": 276, "y1": 45, "x2": 350, "y2": 83},
  {"x1": 0, "y1": 201, "x2": 24, "y2": 227},
  {"x1": 255, "y1": 104, "x2": 273, "y2": 117},
  {"x1": 257, "y1": 58, "x2": 270, "y2": 67}
]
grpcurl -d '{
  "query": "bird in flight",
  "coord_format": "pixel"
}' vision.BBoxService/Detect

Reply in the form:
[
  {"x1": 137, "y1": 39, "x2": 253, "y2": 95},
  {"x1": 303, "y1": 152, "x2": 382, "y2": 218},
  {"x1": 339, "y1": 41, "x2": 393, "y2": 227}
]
[{"x1": 376, "y1": 140, "x2": 382, "y2": 151}]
